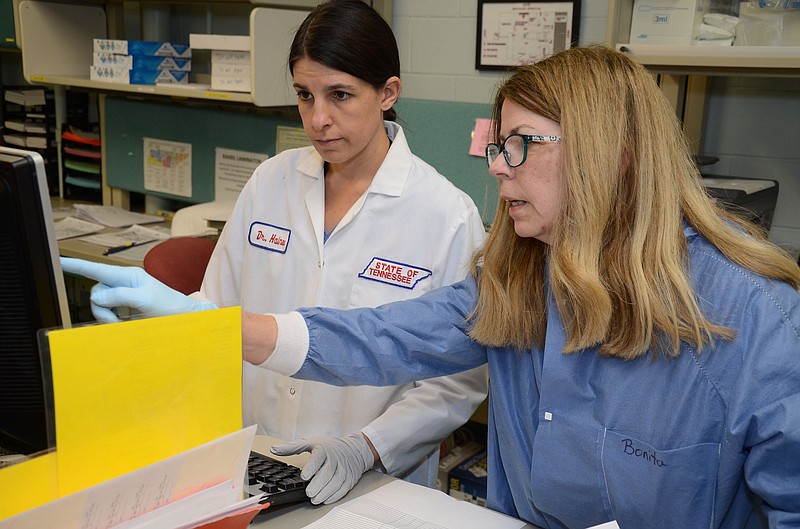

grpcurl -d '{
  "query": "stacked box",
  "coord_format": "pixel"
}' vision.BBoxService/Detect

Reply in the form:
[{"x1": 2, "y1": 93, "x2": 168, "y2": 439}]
[
  {"x1": 436, "y1": 442, "x2": 485, "y2": 493},
  {"x1": 90, "y1": 39, "x2": 192, "y2": 85},
  {"x1": 190, "y1": 34, "x2": 251, "y2": 93},
  {"x1": 448, "y1": 449, "x2": 488, "y2": 507},
  {"x1": 93, "y1": 39, "x2": 191, "y2": 57}
]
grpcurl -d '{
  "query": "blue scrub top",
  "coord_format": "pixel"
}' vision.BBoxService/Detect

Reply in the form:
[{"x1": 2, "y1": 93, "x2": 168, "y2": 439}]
[{"x1": 297, "y1": 226, "x2": 800, "y2": 528}]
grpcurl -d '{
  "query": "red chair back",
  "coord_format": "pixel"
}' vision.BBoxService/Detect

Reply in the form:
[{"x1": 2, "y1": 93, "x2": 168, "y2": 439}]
[{"x1": 143, "y1": 237, "x2": 216, "y2": 295}]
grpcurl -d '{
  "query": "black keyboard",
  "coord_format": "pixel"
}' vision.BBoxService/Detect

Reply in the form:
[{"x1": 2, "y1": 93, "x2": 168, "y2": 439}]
[{"x1": 246, "y1": 451, "x2": 310, "y2": 507}]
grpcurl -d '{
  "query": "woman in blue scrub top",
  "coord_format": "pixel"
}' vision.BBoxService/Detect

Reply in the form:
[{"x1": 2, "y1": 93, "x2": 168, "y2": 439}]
[{"x1": 62, "y1": 46, "x2": 800, "y2": 528}]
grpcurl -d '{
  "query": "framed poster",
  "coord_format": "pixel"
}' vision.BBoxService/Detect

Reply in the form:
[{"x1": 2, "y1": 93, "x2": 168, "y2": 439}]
[{"x1": 476, "y1": 1, "x2": 581, "y2": 71}]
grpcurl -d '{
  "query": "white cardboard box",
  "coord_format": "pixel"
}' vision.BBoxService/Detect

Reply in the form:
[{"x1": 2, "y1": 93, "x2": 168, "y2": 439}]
[
  {"x1": 211, "y1": 75, "x2": 251, "y2": 92},
  {"x1": 211, "y1": 62, "x2": 251, "y2": 77},
  {"x1": 189, "y1": 34, "x2": 250, "y2": 51},
  {"x1": 211, "y1": 50, "x2": 251, "y2": 65},
  {"x1": 630, "y1": 0, "x2": 709, "y2": 45}
]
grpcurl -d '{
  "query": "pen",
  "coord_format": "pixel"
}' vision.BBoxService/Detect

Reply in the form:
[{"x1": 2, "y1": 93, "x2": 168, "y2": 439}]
[{"x1": 103, "y1": 239, "x2": 159, "y2": 256}]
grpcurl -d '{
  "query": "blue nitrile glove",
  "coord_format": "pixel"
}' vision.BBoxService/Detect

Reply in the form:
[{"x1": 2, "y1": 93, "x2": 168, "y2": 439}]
[
  {"x1": 60, "y1": 257, "x2": 217, "y2": 323},
  {"x1": 270, "y1": 433, "x2": 374, "y2": 505}
]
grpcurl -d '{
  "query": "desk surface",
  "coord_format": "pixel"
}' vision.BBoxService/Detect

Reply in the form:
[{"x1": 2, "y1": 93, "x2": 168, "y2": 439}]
[
  {"x1": 252, "y1": 436, "x2": 539, "y2": 529},
  {"x1": 53, "y1": 198, "x2": 170, "y2": 266}
]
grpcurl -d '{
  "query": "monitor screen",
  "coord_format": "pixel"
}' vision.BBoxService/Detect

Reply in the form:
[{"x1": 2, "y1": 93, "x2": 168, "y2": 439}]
[{"x1": 0, "y1": 146, "x2": 71, "y2": 455}]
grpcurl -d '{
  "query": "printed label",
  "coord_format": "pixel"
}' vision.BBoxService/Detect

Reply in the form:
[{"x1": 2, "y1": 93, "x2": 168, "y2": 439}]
[
  {"x1": 248, "y1": 222, "x2": 290, "y2": 254},
  {"x1": 358, "y1": 257, "x2": 431, "y2": 290}
]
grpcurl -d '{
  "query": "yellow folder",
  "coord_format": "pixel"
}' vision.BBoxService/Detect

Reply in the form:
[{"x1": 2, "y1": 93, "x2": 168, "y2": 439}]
[{"x1": 0, "y1": 307, "x2": 242, "y2": 519}]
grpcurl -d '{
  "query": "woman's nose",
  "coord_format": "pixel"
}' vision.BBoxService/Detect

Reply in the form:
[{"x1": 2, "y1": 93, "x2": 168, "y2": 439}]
[
  {"x1": 488, "y1": 156, "x2": 512, "y2": 180},
  {"x1": 310, "y1": 101, "x2": 332, "y2": 130}
]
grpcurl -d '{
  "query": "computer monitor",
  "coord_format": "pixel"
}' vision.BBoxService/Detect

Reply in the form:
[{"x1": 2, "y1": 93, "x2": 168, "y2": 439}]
[{"x1": 0, "y1": 146, "x2": 71, "y2": 455}]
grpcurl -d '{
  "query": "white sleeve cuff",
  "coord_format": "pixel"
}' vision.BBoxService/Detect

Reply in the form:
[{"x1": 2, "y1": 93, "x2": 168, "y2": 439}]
[{"x1": 258, "y1": 311, "x2": 309, "y2": 375}]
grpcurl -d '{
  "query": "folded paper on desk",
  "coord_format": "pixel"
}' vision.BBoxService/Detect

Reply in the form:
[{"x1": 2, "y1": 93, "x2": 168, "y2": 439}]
[
  {"x1": 80, "y1": 224, "x2": 171, "y2": 262},
  {"x1": 73, "y1": 204, "x2": 165, "y2": 228},
  {"x1": 54, "y1": 216, "x2": 105, "y2": 240},
  {"x1": 302, "y1": 479, "x2": 527, "y2": 529},
  {"x1": 0, "y1": 426, "x2": 263, "y2": 529}
]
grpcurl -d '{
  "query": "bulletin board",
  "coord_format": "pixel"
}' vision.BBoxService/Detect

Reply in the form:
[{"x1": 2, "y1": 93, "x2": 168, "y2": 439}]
[
  {"x1": 104, "y1": 96, "x2": 499, "y2": 225},
  {"x1": 104, "y1": 96, "x2": 302, "y2": 203},
  {"x1": 396, "y1": 98, "x2": 499, "y2": 226}
]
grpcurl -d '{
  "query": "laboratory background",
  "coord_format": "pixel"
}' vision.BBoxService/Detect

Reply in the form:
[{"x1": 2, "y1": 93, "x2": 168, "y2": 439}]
[
  {"x1": 1, "y1": 0, "x2": 799, "y2": 525},
  {"x1": 1, "y1": 0, "x2": 798, "y2": 256}
]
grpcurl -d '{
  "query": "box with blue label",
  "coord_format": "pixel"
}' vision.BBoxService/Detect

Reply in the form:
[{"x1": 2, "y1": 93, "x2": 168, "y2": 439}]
[
  {"x1": 447, "y1": 449, "x2": 488, "y2": 507},
  {"x1": 93, "y1": 53, "x2": 192, "y2": 71},
  {"x1": 93, "y1": 39, "x2": 191, "y2": 58},
  {"x1": 90, "y1": 66, "x2": 189, "y2": 85}
]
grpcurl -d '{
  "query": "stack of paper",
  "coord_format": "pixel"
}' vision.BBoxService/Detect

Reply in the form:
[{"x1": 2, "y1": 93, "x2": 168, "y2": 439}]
[
  {"x1": 303, "y1": 479, "x2": 527, "y2": 529},
  {"x1": 73, "y1": 204, "x2": 165, "y2": 228},
  {"x1": 54, "y1": 216, "x2": 106, "y2": 240}
]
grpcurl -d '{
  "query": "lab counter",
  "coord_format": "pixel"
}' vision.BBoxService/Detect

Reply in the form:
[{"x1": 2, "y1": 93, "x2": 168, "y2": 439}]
[{"x1": 251, "y1": 436, "x2": 540, "y2": 529}]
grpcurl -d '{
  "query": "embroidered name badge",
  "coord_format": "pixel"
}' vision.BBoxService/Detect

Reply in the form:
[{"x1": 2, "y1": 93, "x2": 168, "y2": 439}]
[
  {"x1": 248, "y1": 221, "x2": 290, "y2": 254},
  {"x1": 358, "y1": 257, "x2": 431, "y2": 289}
]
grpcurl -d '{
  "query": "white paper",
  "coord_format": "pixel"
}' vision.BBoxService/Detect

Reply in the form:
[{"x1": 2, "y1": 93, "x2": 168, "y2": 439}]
[
  {"x1": 143, "y1": 137, "x2": 193, "y2": 198},
  {"x1": 73, "y1": 204, "x2": 165, "y2": 228},
  {"x1": 79, "y1": 224, "x2": 170, "y2": 247},
  {"x1": 112, "y1": 480, "x2": 261, "y2": 529},
  {"x1": 51, "y1": 205, "x2": 76, "y2": 221},
  {"x1": 302, "y1": 480, "x2": 526, "y2": 529},
  {"x1": 214, "y1": 148, "x2": 266, "y2": 202},
  {"x1": 276, "y1": 125, "x2": 311, "y2": 154},
  {"x1": 0, "y1": 426, "x2": 257, "y2": 529},
  {"x1": 586, "y1": 522, "x2": 620, "y2": 529},
  {"x1": 55, "y1": 216, "x2": 105, "y2": 240}
]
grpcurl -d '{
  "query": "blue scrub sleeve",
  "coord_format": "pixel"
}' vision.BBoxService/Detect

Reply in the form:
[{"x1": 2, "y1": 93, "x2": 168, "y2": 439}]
[{"x1": 296, "y1": 277, "x2": 488, "y2": 387}]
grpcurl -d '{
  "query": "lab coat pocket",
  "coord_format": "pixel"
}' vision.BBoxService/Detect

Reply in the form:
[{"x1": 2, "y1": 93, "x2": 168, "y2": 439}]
[{"x1": 599, "y1": 429, "x2": 720, "y2": 529}]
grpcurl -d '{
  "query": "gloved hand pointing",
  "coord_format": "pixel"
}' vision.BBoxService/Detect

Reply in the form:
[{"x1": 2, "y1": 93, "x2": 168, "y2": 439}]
[
  {"x1": 270, "y1": 433, "x2": 375, "y2": 505},
  {"x1": 60, "y1": 257, "x2": 217, "y2": 323}
]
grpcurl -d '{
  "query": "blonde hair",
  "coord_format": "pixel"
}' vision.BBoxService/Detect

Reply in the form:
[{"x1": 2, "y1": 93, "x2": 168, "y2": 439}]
[{"x1": 470, "y1": 45, "x2": 800, "y2": 360}]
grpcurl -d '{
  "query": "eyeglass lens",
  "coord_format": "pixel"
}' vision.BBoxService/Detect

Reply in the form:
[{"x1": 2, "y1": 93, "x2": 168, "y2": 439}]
[{"x1": 486, "y1": 135, "x2": 526, "y2": 168}]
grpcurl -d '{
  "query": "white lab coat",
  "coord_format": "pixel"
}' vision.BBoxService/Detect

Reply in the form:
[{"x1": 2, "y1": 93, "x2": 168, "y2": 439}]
[{"x1": 201, "y1": 122, "x2": 488, "y2": 486}]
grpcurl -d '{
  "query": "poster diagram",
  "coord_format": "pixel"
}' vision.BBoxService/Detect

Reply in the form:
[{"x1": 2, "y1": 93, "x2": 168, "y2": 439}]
[
  {"x1": 144, "y1": 138, "x2": 192, "y2": 198},
  {"x1": 479, "y1": 2, "x2": 575, "y2": 68}
]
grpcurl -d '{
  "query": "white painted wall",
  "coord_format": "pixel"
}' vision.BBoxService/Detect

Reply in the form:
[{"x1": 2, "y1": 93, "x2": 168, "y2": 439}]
[
  {"x1": 393, "y1": 0, "x2": 609, "y2": 104},
  {"x1": 393, "y1": 0, "x2": 800, "y2": 254}
]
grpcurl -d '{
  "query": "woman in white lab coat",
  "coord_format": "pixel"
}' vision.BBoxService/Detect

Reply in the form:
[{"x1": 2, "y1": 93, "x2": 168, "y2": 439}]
[{"x1": 63, "y1": 0, "x2": 488, "y2": 506}]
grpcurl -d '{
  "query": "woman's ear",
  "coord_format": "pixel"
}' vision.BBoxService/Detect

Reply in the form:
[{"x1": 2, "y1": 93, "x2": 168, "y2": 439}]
[{"x1": 381, "y1": 76, "x2": 401, "y2": 111}]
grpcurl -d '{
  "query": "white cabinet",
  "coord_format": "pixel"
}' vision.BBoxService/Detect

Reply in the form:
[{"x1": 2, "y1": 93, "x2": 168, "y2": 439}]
[
  {"x1": 606, "y1": 0, "x2": 800, "y2": 75},
  {"x1": 14, "y1": 0, "x2": 317, "y2": 106}
]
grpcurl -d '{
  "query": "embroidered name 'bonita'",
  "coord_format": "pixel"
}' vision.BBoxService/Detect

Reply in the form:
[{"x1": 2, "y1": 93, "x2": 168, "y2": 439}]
[
  {"x1": 358, "y1": 257, "x2": 431, "y2": 289},
  {"x1": 248, "y1": 221, "x2": 290, "y2": 254}
]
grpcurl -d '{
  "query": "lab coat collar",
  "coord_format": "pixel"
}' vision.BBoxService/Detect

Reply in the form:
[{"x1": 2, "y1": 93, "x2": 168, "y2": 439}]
[
  {"x1": 369, "y1": 121, "x2": 411, "y2": 197},
  {"x1": 295, "y1": 121, "x2": 412, "y2": 198}
]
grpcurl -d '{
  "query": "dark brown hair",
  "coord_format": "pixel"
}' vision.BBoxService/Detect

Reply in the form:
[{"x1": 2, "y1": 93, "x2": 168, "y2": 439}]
[{"x1": 289, "y1": 0, "x2": 400, "y2": 121}]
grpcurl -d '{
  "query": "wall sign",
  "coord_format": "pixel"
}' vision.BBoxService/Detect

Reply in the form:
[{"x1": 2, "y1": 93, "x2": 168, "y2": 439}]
[{"x1": 476, "y1": 1, "x2": 581, "y2": 70}]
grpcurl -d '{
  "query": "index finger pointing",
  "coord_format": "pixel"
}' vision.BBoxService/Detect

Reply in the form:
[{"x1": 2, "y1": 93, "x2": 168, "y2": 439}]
[{"x1": 60, "y1": 257, "x2": 136, "y2": 287}]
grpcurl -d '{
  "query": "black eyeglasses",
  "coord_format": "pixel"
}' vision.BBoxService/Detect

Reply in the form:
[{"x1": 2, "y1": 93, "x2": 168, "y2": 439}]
[{"x1": 485, "y1": 133, "x2": 562, "y2": 168}]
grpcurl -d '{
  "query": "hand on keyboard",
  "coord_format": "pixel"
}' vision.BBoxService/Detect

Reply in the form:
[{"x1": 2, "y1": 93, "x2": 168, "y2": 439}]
[
  {"x1": 271, "y1": 433, "x2": 374, "y2": 505},
  {"x1": 246, "y1": 452, "x2": 309, "y2": 507}
]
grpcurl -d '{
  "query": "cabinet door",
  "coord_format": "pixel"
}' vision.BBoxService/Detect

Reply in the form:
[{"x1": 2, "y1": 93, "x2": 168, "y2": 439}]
[
  {"x1": 250, "y1": 7, "x2": 308, "y2": 107},
  {"x1": 18, "y1": 0, "x2": 106, "y2": 81}
]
